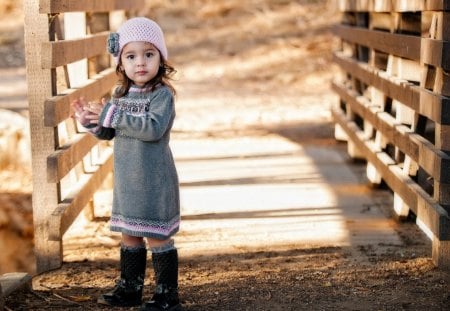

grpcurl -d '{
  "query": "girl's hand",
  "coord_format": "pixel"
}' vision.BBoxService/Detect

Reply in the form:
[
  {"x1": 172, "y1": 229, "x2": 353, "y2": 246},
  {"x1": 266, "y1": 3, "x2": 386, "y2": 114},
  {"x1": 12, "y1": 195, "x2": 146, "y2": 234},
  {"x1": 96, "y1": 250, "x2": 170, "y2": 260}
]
[
  {"x1": 71, "y1": 97, "x2": 106, "y2": 126},
  {"x1": 83, "y1": 98, "x2": 107, "y2": 124},
  {"x1": 71, "y1": 97, "x2": 91, "y2": 126}
]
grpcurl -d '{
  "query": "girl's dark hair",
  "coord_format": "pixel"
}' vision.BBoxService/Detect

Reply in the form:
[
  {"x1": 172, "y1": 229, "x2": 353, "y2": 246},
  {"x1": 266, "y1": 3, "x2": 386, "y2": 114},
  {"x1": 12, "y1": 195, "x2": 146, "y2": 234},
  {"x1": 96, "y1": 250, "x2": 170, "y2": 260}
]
[{"x1": 113, "y1": 55, "x2": 177, "y2": 98}]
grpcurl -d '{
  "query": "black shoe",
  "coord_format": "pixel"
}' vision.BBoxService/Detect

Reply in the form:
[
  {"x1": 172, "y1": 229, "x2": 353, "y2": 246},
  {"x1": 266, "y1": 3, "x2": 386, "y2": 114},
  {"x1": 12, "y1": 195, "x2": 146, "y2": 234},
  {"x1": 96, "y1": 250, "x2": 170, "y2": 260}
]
[
  {"x1": 98, "y1": 245, "x2": 147, "y2": 307},
  {"x1": 141, "y1": 248, "x2": 184, "y2": 310},
  {"x1": 140, "y1": 284, "x2": 183, "y2": 311},
  {"x1": 98, "y1": 278, "x2": 143, "y2": 307}
]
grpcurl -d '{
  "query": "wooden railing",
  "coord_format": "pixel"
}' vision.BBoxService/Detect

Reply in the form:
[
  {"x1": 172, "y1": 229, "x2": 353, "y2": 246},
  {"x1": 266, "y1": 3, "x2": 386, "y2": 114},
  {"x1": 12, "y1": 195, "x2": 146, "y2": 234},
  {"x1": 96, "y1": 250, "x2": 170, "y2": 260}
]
[
  {"x1": 24, "y1": 0, "x2": 145, "y2": 273},
  {"x1": 332, "y1": 0, "x2": 450, "y2": 269}
]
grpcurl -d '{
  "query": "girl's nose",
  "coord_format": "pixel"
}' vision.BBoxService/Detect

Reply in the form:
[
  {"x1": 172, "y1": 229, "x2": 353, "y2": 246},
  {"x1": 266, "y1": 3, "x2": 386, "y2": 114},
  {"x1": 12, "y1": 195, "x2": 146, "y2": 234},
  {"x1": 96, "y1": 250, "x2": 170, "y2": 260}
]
[{"x1": 136, "y1": 56, "x2": 145, "y2": 66}]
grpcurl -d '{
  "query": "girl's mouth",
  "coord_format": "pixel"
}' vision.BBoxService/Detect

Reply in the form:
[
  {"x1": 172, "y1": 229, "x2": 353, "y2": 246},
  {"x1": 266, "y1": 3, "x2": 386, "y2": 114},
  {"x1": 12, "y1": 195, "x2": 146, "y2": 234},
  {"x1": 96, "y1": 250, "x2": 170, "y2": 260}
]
[{"x1": 136, "y1": 71, "x2": 148, "y2": 75}]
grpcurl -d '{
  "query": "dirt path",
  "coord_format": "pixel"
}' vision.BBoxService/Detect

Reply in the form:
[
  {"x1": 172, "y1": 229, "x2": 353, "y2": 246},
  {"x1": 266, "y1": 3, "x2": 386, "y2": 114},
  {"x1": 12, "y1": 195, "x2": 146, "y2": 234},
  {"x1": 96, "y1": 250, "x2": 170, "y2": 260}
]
[{"x1": 2, "y1": 1, "x2": 450, "y2": 310}]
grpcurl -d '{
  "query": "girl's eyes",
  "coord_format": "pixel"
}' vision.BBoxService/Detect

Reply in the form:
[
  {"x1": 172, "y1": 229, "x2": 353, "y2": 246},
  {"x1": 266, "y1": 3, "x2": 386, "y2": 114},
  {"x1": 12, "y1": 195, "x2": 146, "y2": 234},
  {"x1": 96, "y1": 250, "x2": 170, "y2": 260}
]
[{"x1": 125, "y1": 53, "x2": 154, "y2": 60}]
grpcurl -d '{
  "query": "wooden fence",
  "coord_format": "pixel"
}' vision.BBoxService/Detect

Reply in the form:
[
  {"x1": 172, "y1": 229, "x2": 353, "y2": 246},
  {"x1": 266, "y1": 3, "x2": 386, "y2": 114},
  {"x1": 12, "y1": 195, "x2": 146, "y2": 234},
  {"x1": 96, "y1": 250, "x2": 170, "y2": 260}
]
[
  {"x1": 332, "y1": 0, "x2": 450, "y2": 268},
  {"x1": 24, "y1": 0, "x2": 145, "y2": 274}
]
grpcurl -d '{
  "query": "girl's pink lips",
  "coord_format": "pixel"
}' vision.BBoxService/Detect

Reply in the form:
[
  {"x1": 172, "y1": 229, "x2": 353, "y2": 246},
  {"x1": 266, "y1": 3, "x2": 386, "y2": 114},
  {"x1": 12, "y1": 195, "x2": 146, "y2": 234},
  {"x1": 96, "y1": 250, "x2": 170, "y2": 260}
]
[{"x1": 136, "y1": 71, "x2": 148, "y2": 75}]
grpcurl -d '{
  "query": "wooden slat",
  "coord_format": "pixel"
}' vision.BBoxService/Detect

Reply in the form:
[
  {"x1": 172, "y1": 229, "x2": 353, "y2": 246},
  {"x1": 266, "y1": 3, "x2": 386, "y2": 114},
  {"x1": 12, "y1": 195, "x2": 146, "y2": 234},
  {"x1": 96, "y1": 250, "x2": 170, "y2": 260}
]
[
  {"x1": 333, "y1": 52, "x2": 450, "y2": 125},
  {"x1": 372, "y1": 0, "x2": 392, "y2": 12},
  {"x1": 331, "y1": 107, "x2": 450, "y2": 240},
  {"x1": 47, "y1": 133, "x2": 99, "y2": 183},
  {"x1": 332, "y1": 81, "x2": 450, "y2": 185},
  {"x1": 40, "y1": 0, "x2": 145, "y2": 14},
  {"x1": 41, "y1": 32, "x2": 108, "y2": 69},
  {"x1": 426, "y1": 12, "x2": 450, "y2": 41},
  {"x1": 49, "y1": 151, "x2": 113, "y2": 240},
  {"x1": 425, "y1": 0, "x2": 450, "y2": 11},
  {"x1": 418, "y1": 88, "x2": 450, "y2": 128},
  {"x1": 370, "y1": 12, "x2": 394, "y2": 31},
  {"x1": 435, "y1": 123, "x2": 450, "y2": 151},
  {"x1": 421, "y1": 38, "x2": 450, "y2": 71},
  {"x1": 333, "y1": 25, "x2": 421, "y2": 61},
  {"x1": 355, "y1": 13, "x2": 450, "y2": 68},
  {"x1": 393, "y1": 0, "x2": 425, "y2": 12},
  {"x1": 44, "y1": 68, "x2": 117, "y2": 127}
]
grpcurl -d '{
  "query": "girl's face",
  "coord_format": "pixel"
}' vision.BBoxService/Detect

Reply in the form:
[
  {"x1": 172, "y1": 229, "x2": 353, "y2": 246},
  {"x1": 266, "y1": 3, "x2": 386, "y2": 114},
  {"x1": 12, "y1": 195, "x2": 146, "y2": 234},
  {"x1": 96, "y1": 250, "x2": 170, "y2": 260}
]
[{"x1": 120, "y1": 41, "x2": 161, "y2": 87}]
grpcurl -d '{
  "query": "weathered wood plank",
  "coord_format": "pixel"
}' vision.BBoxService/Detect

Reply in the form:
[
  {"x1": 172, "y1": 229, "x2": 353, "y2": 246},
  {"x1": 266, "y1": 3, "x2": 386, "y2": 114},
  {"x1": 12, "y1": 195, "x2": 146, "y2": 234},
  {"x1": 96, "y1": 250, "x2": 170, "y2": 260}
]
[
  {"x1": 333, "y1": 25, "x2": 421, "y2": 61},
  {"x1": 41, "y1": 32, "x2": 109, "y2": 69},
  {"x1": 39, "y1": 0, "x2": 146, "y2": 14},
  {"x1": 421, "y1": 38, "x2": 450, "y2": 71},
  {"x1": 393, "y1": 0, "x2": 424, "y2": 12},
  {"x1": 333, "y1": 52, "x2": 450, "y2": 125},
  {"x1": 371, "y1": 0, "x2": 392, "y2": 12},
  {"x1": 432, "y1": 239, "x2": 450, "y2": 270},
  {"x1": 47, "y1": 133, "x2": 99, "y2": 183},
  {"x1": 44, "y1": 68, "x2": 117, "y2": 127},
  {"x1": 428, "y1": 12, "x2": 450, "y2": 41},
  {"x1": 370, "y1": 12, "x2": 393, "y2": 31},
  {"x1": 386, "y1": 55, "x2": 422, "y2": 82},
  {"x1": 49, "y1": 152, "x2": 113, "y2": 240},
  {"x1": 435, "y1": 123, "x2": 450, "y2": 151},
  {"x1": 331, "y1": 107, "x2": 450, "y2": 240},
  {"x1": 424, "y1": 0, "x2": 450, "y2": 11},
  {"x1": 24, "y1": 0, "x2": 63, "y2": 273}
]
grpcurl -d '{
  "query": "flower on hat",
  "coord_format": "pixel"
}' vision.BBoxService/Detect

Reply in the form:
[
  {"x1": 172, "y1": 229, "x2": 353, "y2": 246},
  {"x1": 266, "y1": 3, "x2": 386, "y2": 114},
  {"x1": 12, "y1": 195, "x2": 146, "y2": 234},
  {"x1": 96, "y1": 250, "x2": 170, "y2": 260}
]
[{"x1": 107, "y1": 32, "x2": 120, "y2": 57}]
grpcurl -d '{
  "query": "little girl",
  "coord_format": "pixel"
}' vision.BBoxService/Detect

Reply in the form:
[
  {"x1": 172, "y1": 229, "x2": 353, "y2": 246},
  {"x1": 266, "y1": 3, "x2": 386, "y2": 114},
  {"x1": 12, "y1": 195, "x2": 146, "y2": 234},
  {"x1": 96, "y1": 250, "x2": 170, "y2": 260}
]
[{"x1": 71, "y1": 17, "x2": 183, "y2": 311}]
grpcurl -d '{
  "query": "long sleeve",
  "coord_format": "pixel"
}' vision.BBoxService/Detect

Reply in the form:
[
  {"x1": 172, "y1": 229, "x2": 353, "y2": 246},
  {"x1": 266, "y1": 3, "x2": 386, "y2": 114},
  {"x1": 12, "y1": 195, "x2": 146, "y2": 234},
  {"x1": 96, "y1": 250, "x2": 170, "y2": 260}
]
[
  {"x1": 98, "y1": 86, "x2": 175, "y2": 142},
  {"x1": 83, "y1": 123, "x2": 116, "y2": 140},
  {"x1": 90, "y1": 126, "x2": 116, "y2": 140}
]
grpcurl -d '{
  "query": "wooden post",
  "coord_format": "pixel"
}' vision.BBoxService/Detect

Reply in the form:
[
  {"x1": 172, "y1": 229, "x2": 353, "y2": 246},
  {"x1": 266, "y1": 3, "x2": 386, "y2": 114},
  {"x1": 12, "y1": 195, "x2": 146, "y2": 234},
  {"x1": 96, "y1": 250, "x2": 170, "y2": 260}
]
[
  {"x1": 24, "y1": 0, "x2": 62, "y2": 273},
  {"x1": 432, "y1": 239, "x2": 450, "y2": 270}
]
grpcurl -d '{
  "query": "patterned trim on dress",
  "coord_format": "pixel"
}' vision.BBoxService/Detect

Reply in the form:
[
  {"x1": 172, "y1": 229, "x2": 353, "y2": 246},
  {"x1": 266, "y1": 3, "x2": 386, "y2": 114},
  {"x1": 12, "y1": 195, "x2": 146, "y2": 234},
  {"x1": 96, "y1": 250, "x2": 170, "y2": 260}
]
[
  {"x1": 110, "y1": 214, "x2": 180, "y2": 236},
  {"x1": 110, "y1": 109, "x2": 122, "y2": 128}
]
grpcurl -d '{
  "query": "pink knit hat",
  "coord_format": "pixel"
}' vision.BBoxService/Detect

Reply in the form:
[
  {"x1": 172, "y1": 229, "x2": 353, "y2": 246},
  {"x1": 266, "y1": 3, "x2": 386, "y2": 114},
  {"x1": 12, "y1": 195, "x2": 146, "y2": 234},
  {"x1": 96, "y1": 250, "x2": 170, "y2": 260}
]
[{"x1": 107, "y1": 17, "x2": 168, "y2": 63}]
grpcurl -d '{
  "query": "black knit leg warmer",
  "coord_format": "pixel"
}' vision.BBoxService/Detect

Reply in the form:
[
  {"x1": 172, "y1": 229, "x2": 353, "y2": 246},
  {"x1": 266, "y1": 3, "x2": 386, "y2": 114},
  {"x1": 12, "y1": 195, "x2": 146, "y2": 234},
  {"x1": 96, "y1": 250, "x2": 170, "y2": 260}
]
[
  {"x1": 140, "y1": 248, "x2": 183, "y2": 311},
  {"x1": 98, "y1": 245, "x2": 147, "y2": 307}
]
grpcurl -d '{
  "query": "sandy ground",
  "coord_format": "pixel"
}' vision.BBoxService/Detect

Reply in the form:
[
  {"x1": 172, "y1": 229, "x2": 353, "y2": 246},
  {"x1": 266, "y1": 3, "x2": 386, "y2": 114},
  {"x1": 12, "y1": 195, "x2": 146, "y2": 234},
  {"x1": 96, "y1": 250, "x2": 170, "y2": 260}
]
[{"x1": 1, "y1": 0, "x2": 450, "y2": 310}]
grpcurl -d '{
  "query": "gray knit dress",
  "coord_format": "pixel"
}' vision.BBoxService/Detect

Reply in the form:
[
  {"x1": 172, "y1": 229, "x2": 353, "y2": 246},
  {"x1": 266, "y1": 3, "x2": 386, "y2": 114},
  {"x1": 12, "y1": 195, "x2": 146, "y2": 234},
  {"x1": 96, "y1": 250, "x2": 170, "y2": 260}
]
[{"x1": 91, "y1": 84, "x2": 180, "y2": 240}]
